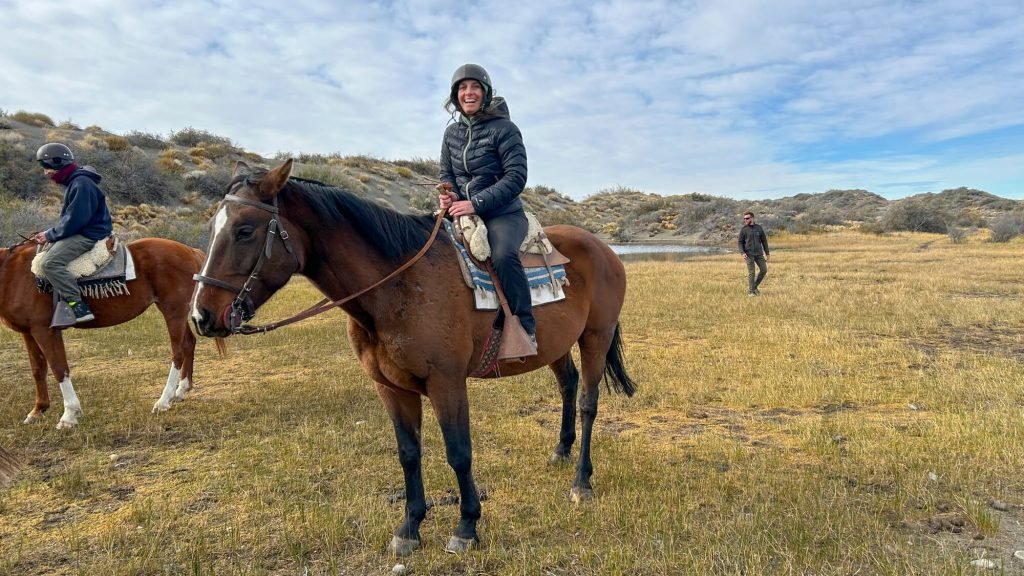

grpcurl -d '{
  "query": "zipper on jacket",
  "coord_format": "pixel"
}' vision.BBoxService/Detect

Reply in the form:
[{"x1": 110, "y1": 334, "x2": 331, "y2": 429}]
[{"x1": 461, "y1": 118, "x2": 474, "y2": 197}]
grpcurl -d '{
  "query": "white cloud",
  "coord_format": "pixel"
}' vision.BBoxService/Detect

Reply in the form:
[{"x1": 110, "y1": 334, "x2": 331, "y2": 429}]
[{"x1": 1, "y1": 0, "x2": 1021, "y2": 200}]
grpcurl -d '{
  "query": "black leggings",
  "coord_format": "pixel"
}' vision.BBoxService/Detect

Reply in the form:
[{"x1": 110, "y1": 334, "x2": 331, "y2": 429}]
[{"x1": 486, "y1": 210, "x2": 535, "y2": 335}]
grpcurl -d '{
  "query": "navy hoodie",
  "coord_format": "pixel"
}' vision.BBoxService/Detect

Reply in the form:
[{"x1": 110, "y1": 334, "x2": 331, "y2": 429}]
[{"x1": 45, "y1": 166, "x2": 114, "y2": 242}]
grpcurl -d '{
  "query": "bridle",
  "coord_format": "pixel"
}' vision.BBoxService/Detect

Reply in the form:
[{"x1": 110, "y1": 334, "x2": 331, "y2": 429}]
[
  {"x1": 193, "y1": 190, "x2": 446, "y2": 335},
  {"x1": 193, "y1": 193, "x2": 298, "y2": 333}
]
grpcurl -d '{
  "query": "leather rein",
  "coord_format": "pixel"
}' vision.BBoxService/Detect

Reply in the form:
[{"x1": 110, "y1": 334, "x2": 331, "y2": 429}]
[{"x1": 193, "y1": 193, "x2": 446, "y2": 335}]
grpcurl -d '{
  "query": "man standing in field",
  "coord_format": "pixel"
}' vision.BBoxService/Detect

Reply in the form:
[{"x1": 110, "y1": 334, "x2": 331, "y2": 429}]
[{"x1": 738, "y1": 211, "x2": 770, "y2": 297}]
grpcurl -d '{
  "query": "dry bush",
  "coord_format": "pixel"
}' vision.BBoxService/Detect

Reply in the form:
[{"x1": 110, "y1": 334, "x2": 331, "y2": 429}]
[
  {"x1": 183, "y1": 165, "x2": 233, "y2": 199},
  {"x1": 169, "y1": 126, "x2": 233, "y2": 148},
  {"x1": 102, "y1": 135, "x2": 132, "y2": 152},
  {"x1": 10, "y1": 110, "x2": 55, "y2": 128},
  {"x1": 0, "y1": 138, "x2": 47, "y2": 200},
  {"x1": 157, "y1": 149, "x2": 191, "y2": 173},
  {"x1": 395, "y1": 166, "x2": 413, "y2": 179},
  {"x1": 78, "y1": 146, "x2": 183, "y2": 205},
  {"x1": 123, "y1": 131, "x2": 167, "y2": 150}
]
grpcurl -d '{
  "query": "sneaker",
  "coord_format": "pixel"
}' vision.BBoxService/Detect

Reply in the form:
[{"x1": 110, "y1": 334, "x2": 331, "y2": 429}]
[
  {"x1": 754, "y1": 288, "x2": 760, "y2": 295},
  {"x1": 748, "y1": 292, "x2": 756, "y2": 297},
  {"x1": 68, "y1": 300, "x2": 95, "y2": 323}
]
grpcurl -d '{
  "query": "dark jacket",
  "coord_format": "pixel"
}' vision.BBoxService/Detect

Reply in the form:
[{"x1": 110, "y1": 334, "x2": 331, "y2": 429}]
[
  {"x1": 439, "y1": 97, "x2": 528, "y2": 219},
  {"x1": 45, "y1": 166, "x2": 114, "y2": 242},
  {"x1": 738, "y1": 223, "x2": 769, "y2": 256}
]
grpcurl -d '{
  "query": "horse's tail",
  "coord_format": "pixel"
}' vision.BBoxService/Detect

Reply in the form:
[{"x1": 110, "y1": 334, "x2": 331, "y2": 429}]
[{"x1": 603, "y1": 323, "x2": 637, "y2": 397}]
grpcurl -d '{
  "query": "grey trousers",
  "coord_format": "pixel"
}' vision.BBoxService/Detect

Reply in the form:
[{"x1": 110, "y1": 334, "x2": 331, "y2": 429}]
[
  {"x1": 746, "y1": 254, "x2": 768, "y2": 293},
  {"x1": 41, "y1": 234, "x2": 97, "y2": 302}
]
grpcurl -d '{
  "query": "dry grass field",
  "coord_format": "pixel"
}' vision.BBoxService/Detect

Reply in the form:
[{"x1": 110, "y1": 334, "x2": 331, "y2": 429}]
[{"x1": 1, "y1": 231, "x2": 1023, "y2": 575}]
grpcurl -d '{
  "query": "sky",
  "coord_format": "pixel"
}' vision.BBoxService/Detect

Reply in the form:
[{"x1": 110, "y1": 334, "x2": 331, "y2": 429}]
[{"x1": 2, "y1": 0, "x2": 1022, "y2": 201}]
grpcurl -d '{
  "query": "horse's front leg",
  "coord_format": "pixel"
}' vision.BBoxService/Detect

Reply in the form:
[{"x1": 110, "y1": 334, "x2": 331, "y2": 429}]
[
  {"x1": 428, "y1": 380, "x2": 481, "y2": 553},
  {"x1": 376, "y1": 382, "x2": 426, "y2": 557},
  {"x1": 32, "y1": 328, "x2": 81, "y2": 429},
  {"x1": 548, "y1": 353, "x2": 579, "y2": 465},
  {"x1": 20, "y1": 333, "x2": 50, "y2": 424}
]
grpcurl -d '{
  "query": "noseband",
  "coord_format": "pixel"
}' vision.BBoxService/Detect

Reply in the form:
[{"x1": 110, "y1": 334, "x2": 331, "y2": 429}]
[{"x1": 193, "y1": 194, "x2": 297, "y2": 333}]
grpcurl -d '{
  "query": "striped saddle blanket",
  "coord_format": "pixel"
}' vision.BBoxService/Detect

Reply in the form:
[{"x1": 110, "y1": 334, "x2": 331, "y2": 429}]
[{"x1": 444, "y1": 219, "x2": 569, "y2": 310}]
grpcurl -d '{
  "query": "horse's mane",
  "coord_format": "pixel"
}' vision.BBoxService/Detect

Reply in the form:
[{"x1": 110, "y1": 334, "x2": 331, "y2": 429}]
[{"x1": 232, "y1": 170, "x2": 437, "y2": 262}]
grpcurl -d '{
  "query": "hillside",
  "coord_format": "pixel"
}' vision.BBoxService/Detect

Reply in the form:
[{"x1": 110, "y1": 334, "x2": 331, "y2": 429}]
[{"x1": 1, "y1": 109, "x2": 1022, "y2": 247}]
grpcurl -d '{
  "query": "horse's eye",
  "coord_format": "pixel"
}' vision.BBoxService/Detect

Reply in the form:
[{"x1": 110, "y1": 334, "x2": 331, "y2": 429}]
[{"x1": 235, "y1": 226, "x2": 255, "y2": 241}]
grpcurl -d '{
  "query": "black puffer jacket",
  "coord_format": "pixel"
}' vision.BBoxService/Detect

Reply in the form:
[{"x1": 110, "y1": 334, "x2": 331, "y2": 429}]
[{"x1": 439, "y1": 97, "x2": 528, "y2": 219}]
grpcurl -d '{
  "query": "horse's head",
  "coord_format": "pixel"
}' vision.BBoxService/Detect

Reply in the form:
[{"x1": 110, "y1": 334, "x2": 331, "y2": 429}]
[{"x1": 191, "y1": 159, "x2": 301, "y2": 337}]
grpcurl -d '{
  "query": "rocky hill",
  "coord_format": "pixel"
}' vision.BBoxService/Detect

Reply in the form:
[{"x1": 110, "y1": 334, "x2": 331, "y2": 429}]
[{"x1": 1, "y1": 109, "x2": 1021, "y2": 248}]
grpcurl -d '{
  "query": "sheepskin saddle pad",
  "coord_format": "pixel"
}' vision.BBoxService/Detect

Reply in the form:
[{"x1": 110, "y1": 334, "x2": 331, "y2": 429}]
[{"x1": 32, "y1": 236, "x2": 136, "y2": 298}]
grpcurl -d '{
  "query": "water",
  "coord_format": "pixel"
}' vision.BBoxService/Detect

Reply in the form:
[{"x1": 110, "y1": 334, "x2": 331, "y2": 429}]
[{"x1": 608, "y1": 244, "x2": 726, "y2": 262}]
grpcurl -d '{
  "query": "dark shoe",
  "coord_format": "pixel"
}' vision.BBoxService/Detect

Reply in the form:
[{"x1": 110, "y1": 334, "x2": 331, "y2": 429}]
[
  {"x1": 754, "y1": 288, "x2": 760, "y2": 295},
  {"x1": 68, "y1": 301, "x2": 95, "y2": 323},
  {"x1": 748, "y1": 292, "x2": 756, "y2": 297}
]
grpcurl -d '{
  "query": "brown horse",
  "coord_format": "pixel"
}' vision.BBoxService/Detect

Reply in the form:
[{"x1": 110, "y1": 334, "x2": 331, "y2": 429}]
[
  {"x1": 0, "y1": 237, "x2": 223, "y2": 429},
  {"x1": 190, "y1": 160, "x2": 636, "y2": 555}
]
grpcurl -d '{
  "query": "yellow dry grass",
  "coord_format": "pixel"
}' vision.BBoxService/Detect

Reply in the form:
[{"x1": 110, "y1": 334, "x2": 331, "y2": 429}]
[{"x1": 1, "y1": 231, "x2": 1023, "y2": 575}]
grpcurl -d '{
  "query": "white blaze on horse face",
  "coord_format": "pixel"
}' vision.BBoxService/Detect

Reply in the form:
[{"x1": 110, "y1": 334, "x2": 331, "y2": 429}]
[
  {"x1": 56, "y1": 376, "x2": 82, "y2": 430},
  {"x1": 192, "y1": 204, "x2": 230, "y2": 322}
]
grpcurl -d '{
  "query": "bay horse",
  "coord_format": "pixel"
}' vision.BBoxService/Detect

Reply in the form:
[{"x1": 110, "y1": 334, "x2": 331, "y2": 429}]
[
  {"x1": 0, "y1": 237, "x2": 224, "y2": 429},
  {"x1": 190, "y1": 160, "x2": 636, "y2": 555}
]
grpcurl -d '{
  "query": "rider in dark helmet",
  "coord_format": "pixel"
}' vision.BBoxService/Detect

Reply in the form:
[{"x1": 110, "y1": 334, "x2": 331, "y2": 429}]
[
  {"x1": 437, "y1": 63, "x2": 536, "y2": 356},
  {"x1": 32, "y1": 142, "x2": 114, "y2": 324}
]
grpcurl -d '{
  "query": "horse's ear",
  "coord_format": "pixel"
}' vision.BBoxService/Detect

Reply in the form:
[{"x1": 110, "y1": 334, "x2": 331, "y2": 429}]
[
  {"x1": 232, "y1": 161, "x2": 251, "y2": 178},
  {"x1": 257, "y1": 159, "x2": 293, "y2": 201}
]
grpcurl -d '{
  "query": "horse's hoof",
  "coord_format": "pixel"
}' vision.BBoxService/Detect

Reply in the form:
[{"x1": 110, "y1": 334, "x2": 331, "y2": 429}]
[
  {"x1": 55, "y1": 419, "x2": 77, "y2": 430},
  {"x1": 152, "y1": 401, "x2": 172, "y2": 413},
  {"x1": 389, "y1": 536, "x2": 420, "y2": 557},
  {"x1": 445, "y1": 536, "x2": 477, "y2": 554},
  {"x1": 548, "y1": 452, "x2": 572, "y2": 466},
  {"x1": 23, "y1": 412, "x2": 43, "y2": 425},
  {"x1": 569, "y1": 487, "x2": 594, "y2": 504}
]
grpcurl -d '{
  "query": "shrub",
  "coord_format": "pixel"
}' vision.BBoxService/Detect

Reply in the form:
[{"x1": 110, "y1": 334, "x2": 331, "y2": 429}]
[
  {"x1": 124, "y1": 130, "x2": 167, "y2": 150},
  {"x1": 988, "y1": 212, "x2": 1024, "y2": 242},
  {"x1": 57, "y1": 119, "x2": 80, "y2": 130},
  {"x1": 0, "y1": 198, "x2": 51, "y2": 245},
  {"x1": 78, "y1": 146, "x2": 183, "y2": 205},
  {"x1": 881, "y1": 199, "x2": 950, "y2": 233},
  {"x1": 102, "y1": 135, "x2": 132, "y2": 151},
  {"x1": 947, "y1": 224, "x2": 967, "y2": 244},
  {"x1": 169, "y1": 126, "x2": 233, "y2": 148},
  {"x1": 11, "y1": 110, "x2": 55, "y2": 128},
  {"x1": 157, "y1": 149, "x2": 191, "y2": 173},
  {"x1": 392, "y1": 157, "x2": 438, "y2": 178},
  {"x1": 183, "y1": 165, "x2": 233, "y2": 199},
  {"x1": 0, "y1": 138, "x2": 47, "y2": 200}
]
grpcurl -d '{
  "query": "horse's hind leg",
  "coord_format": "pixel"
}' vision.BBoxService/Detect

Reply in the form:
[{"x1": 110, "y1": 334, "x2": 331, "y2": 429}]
[
  {"x1": 571, "y1": 327, "x2": 616, "y2": 503},
  {"x1": 548, "y1": 353, "x2": 579, "y2": 465},
  {"x1": 21, "y1": 333, "x2": 51, "y2": 424},
  {"x1": 152, "y1": 309, "x2": 192, "y2": 413}
]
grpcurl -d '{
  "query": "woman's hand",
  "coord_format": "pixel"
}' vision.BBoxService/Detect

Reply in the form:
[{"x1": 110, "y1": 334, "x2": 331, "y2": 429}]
[
  {"x1": 448, "y1": 200, "x2": 476, "y2": 217},
  {"x1": 437, "y1": 182, "x2": 456, "y2": 212}
]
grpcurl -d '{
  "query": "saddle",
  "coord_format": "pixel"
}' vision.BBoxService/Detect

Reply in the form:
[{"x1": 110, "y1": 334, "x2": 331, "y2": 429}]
[
  {"x1": 31, "y1": 236, "x2": 136, "y2": 328},
  {"x1": 446, "y1": 213, "x2": 571, "y2": 372}
]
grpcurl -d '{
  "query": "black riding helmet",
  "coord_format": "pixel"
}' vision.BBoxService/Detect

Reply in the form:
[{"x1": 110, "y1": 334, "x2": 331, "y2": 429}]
[
  {"x1": 450, "y1": 63, "x2": 493, "y2": 111},
  {"x1": 36, "y1": 142, "x2": 74, "y2": 170}
]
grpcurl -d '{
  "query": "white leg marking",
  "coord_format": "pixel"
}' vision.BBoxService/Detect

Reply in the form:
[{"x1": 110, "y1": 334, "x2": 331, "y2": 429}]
[
  {"x1": 153, "y1": 363, "x2": 180, "y2": 413},
  {"x1": 191, "y1": 204, "x2": 229, "y2": 324},
  {"x1": 56, "y1": 376, "x2": 82, "y2": 429},
  {"x1": 23, "y1": 409, "x2": 44, "y2": 425},
  {"x1": 174, "y1": 376, "x2": 191, "y2": 402}
]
